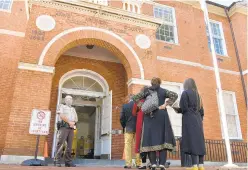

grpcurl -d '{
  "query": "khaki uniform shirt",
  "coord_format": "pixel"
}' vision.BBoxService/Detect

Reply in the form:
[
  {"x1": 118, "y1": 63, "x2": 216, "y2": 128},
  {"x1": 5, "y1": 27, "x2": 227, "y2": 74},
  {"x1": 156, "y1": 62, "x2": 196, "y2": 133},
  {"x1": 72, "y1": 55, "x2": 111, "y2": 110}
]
[{"x1": 57, "y1": 104, "x2": 78, "y2": 122}]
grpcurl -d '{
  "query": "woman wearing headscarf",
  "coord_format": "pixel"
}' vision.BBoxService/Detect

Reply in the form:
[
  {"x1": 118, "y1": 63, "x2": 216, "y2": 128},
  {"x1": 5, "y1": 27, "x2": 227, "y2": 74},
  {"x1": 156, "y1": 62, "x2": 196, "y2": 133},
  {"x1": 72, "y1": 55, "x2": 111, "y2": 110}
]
[
  {"x1": 139, "y1": 77, "x2": 178, "y2": 170},
  {"x1": 174, "y1": 78, "x2": 205, "y2": 170}
]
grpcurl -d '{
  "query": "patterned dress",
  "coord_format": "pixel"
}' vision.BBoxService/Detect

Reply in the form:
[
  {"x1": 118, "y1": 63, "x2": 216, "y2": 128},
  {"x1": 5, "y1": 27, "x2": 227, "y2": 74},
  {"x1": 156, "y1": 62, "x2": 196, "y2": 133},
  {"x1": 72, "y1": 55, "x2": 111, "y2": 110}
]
[{"x1": 140, "y1": 87, "x2": 178, "y2": 152}]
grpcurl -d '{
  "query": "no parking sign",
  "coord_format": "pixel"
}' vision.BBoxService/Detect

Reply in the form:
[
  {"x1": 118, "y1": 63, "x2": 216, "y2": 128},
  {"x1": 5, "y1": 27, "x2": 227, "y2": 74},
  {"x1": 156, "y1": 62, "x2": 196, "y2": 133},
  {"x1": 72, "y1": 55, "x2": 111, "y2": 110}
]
[{"x1": 29, "y1": 109, "x2": 51, "y2": 135}]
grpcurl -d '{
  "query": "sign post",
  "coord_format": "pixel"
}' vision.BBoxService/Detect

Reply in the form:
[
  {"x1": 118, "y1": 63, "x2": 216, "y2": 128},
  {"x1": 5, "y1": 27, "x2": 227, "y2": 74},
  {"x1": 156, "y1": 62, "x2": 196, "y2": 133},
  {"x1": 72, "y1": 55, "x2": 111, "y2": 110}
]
[{"x1": 21, "y1": 109, "x2": 51, "y2": 166}]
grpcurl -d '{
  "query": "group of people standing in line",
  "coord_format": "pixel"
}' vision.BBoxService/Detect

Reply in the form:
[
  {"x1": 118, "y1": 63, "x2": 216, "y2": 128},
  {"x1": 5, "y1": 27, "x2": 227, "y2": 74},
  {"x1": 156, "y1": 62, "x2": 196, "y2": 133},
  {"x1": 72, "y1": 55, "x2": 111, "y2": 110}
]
[{"x1": 120, "y1": 77, "x2": 206, "y2": 170}]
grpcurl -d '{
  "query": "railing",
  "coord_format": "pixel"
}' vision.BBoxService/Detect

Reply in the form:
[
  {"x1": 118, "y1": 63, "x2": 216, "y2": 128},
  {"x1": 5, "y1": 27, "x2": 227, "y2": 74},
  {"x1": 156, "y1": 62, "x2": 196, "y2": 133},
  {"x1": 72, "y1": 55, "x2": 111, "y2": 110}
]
[{"x1": 167, "y1": 139, "x2": 247, "y2": 163}]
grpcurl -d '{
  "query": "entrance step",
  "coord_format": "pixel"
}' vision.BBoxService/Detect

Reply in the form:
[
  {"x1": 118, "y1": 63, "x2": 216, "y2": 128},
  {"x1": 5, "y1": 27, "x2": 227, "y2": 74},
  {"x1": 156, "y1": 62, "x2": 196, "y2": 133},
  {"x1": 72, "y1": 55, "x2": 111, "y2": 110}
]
[{"x1": 45, "y1": 158, "x2": 125, "y2": 167}]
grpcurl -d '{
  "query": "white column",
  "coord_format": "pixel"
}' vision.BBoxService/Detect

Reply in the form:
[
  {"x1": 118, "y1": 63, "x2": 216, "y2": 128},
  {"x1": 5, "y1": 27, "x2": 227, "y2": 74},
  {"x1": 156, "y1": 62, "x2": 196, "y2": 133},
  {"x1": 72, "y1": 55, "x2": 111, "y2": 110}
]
[
  {"x1": 122, "y1": 1, "x2": 126, "y2": 10},
  {"x1": 200, "y1": 0, "x2": 237, "y2": 168},
  {"x1": 127, "y1": 1, "x2": 131, "y2": 11},
  {"x1": 137, "y1": 5, "x2": 141, "y2": 14},
  {"x1": 132, "y1": 4, "x2": 136, "y2": 13}
]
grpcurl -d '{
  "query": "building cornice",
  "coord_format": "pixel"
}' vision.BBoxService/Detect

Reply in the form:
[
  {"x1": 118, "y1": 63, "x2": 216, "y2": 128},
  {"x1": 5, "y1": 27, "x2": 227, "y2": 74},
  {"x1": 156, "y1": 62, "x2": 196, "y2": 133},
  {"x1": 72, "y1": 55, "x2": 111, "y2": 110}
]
[
  {"x1": 229, "y1": 3, "x2": 247, "y2": 17},
  {"x1": 148, "y1": 1, "x2": 247, "y2": 17},
  {"x1": 30, "y1": 0, "x2": 162, "y2": 29}
]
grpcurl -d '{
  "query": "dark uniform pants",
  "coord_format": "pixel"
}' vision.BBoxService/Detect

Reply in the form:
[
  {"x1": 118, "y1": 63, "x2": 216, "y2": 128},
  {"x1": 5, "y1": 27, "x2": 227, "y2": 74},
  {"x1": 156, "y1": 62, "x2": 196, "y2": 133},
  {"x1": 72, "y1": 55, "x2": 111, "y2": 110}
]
[{"x1": 55, "y1": 127, "x2": 74, "y2": 164}]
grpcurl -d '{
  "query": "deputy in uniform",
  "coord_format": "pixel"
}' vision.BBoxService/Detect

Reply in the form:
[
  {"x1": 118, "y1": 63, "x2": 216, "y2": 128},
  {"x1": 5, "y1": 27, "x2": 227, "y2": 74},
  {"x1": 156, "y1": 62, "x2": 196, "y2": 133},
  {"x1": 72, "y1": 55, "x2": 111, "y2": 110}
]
[{"x1": 54, "y1": 95, "x2": 78, "y2": 167}]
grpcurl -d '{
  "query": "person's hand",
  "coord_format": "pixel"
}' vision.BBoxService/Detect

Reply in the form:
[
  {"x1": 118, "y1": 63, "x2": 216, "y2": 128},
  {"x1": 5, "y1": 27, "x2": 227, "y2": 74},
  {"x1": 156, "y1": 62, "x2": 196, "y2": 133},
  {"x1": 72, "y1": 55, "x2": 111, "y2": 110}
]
[
  {"x1": 69, "y1": 121, "x2": 75, "y2": 128},
  {"x1": 159, "y1": 104, "x2": 166, "y2": 110}
]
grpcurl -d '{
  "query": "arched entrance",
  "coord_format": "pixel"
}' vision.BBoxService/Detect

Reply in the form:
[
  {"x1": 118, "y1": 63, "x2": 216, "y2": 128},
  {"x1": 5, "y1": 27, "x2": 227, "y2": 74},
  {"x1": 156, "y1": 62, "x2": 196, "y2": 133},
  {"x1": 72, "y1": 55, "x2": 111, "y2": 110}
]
[
  {"x1": 52, "y1": 69, "x2": 112, "y2": 159},
  {"x1": 37, "y1": 27, "x2": 145, "y2": 80}
]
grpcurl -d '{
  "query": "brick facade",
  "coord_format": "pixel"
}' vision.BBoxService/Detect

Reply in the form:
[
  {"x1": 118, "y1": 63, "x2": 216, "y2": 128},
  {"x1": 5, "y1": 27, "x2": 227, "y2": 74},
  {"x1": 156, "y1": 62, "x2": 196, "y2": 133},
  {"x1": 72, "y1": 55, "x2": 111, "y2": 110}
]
[{"x1": 0, "y1": 0, "x2": 246, "y2": 160}]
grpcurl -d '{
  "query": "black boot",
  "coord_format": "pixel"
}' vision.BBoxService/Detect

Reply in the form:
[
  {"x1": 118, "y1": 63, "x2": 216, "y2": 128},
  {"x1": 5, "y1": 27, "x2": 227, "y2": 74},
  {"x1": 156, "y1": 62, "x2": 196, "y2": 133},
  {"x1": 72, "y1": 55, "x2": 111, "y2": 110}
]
[
  {"x1": 54, "y1": 161, "x2": 62, "y2": 167},
  {"x1": 65, "y1": 162, "x2": 76, "y2": 167}
]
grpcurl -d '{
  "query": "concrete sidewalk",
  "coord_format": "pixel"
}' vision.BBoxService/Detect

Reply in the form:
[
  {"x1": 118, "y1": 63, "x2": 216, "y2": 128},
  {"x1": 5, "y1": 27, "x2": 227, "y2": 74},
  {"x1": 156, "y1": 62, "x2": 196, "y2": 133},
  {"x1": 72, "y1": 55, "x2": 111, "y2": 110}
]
[{"x1": 0, "y1": 165, "x2": 247, "y2": 170}]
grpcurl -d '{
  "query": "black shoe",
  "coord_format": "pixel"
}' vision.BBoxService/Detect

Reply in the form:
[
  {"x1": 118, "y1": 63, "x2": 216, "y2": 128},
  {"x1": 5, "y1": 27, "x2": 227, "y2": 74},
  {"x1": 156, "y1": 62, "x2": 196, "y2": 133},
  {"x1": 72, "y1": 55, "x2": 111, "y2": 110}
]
[
  {"x1": 54, "y1": 161, "x2": 62, "y2": 167},
  {"x1": 65, "y1": 163, "x2": 76, "y2": 167},
  {"x1": 124, "y1": 166, "x2": 131, "y2": 169},
  {"x1": 138, "y1": 166, "x2": 147, "y2": 169},
  {"x1": 164, "y1": 162, "x2": 170, "y2": 168}
]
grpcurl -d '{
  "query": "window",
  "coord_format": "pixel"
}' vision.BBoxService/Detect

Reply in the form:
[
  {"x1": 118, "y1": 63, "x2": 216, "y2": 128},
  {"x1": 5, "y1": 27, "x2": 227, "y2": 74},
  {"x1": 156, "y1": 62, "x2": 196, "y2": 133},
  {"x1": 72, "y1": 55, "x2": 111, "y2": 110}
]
[
  {"x1": 154, "y1": 6, "x2": 178, "y2": 44},
  {"x1": 206, "y1": 20, "x2": 227, "y2": 56},
  {"x1": 0, "y1": 0, "x2": 13, "y2": 11},
  {"x1": 218, "y1": 91, "x2": 242, "y2": 140},
  {"x1": 161, "y1": 83, "x2": 182, "y2": 137}
]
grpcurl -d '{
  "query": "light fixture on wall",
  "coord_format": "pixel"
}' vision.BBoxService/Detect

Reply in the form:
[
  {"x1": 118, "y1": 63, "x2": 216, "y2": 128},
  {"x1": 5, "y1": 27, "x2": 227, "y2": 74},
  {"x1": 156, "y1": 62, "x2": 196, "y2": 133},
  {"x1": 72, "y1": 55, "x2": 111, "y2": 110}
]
[{"x1": 86, "y1": 44, "x2": 94, "y2": 49}]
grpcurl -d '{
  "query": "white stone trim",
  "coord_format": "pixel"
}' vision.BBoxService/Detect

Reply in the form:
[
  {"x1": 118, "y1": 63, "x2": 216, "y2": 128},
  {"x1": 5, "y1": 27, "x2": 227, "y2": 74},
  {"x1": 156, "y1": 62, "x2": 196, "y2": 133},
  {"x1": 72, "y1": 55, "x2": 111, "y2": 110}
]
[
  {"x1": 59, "y1": 69, "x2": 109, "y2": 92},
  {"x1": 61, "y1": 88, "x2": 106, "y2": 98},
  {"x1": 25, "y1": 0, "x2": 29, "y2": 20},
  {"x1": 0, "y1": 29, "x2": 25, "y2": 37},
  {"x1": 0, "y1": 155, "x2": 44, "y2": 164},
  {"x1": 243, "y1": 69, "x2": 248, "y2": 75},
  {"x1": 157, "y1": 56, "x2": 240, "y2": 76},
  {"x1": 18, "y1": 62, "x2": 55, "y2": 73},
  {"x1": 38, "y1": 26, "x2": 145, "y2": 79},
  {"x1": 127, "y1": 78, "x2": 183, "y2": 88}
]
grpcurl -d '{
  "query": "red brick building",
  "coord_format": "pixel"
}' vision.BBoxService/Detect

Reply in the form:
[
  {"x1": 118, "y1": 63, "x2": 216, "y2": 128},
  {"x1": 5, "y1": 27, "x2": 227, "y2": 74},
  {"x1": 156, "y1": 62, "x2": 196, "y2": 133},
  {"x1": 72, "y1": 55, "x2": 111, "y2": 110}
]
[{"x1": 0, "y1": 0, "x2": 247, "y2": 164}]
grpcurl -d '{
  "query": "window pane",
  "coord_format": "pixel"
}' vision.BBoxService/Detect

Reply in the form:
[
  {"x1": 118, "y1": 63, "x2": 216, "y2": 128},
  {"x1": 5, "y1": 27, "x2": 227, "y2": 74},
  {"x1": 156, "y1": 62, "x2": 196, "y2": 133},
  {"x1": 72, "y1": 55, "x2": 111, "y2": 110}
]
[
  {"x1": 213, "y1": 38, "x2": 224, "y2": 55},
  {"x1": 221, "y1": 92, "x2": 240, "y2": 139},
  {"x1": 223, "y1": 93, "x2": 236, "y2": 115},
  {"x1": 0, "y1": 0, "x2": 11, "y2": 10},
  {"x1": 3, "y1": 3, "x2": 9, "y2": 9},
  {"x1": 156, "y1": 24, "x2": 174, "y2": 43},
  {"x1": 226, "y1": 115, "x2": 238, "y2": 138},
  {"x1": 207, "y1": 36, "x2": 211, "y2": 51},
  {"x1": 154, "y1": 7, "x2": 173, "y2": 23},
  {"x1": 154, "y1": 6, "x2": 176, "y2": 43}
]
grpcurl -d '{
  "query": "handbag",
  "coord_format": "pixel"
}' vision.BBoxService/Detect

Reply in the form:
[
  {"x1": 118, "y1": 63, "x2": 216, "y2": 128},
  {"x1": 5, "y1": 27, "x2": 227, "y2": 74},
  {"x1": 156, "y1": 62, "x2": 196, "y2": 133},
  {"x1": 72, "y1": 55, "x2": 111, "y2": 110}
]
[{"x1": 141, "y1": 90, "x2": 159, "y2": 115}]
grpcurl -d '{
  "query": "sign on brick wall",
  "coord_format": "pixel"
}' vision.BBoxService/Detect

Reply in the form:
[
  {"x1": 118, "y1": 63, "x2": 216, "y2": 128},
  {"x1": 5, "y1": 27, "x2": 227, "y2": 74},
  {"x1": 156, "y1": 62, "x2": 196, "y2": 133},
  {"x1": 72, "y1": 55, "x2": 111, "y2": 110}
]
[{"x1": 29, "y1": 109, "x2": 51, "y2": 135}]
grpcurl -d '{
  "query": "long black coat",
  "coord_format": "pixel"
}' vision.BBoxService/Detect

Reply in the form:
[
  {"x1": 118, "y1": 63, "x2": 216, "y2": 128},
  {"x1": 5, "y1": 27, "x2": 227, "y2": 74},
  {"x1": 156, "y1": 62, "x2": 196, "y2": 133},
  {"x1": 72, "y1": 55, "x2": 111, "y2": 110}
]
[
  {"x1": 179, "y1": 89, "x2": 206, "y2": 155},
  {"x1": 140, "y1": 87, "x2": 178, "y2": 152}
]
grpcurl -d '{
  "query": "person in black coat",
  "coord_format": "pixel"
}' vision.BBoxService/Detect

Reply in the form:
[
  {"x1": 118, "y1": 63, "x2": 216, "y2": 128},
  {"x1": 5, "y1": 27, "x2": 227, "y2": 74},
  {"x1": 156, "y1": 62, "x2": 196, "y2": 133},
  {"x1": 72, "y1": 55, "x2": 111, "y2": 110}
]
[
  {"x1": 140, "y1": 77, "x2": 178, "y2": 170},
  {"x1": 174, "y1": 78, "x2": 205, "y2": 170},
  {"x1": 120, "y1": 95, "x2": 141, "y2": 169}
]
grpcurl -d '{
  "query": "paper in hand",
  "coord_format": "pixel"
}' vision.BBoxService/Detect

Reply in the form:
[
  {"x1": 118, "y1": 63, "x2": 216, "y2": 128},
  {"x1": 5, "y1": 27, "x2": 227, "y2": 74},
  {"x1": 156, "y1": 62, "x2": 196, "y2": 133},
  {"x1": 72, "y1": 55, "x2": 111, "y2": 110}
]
[
  {"x1": 172, "y1": 100, "x2": 181, "y2": 113},
  {"x1": 172, "y1": 100, "x2": 179, "y2": 108}
]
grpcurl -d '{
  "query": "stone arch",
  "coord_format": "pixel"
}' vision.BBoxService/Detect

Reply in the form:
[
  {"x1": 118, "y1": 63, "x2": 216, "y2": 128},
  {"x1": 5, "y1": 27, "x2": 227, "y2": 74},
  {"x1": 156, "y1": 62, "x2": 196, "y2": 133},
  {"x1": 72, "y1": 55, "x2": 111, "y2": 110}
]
[{"x1": 38, "y1": 26, "x2": 144, "y2": 80}]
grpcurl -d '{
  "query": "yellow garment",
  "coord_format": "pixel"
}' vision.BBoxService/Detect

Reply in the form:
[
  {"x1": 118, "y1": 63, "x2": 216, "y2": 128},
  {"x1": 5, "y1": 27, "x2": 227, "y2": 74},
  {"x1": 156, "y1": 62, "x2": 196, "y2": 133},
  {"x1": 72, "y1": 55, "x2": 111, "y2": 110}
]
[
  {"x1": 186, "y1": 167, "x2": 199, "y2": 170},
  {"x1": 198, "y1": 167, "x2": 205, "y2": 170},
  {"x1": 71, "y1": 129, "x2": 77, "y2": 158},
  {"x1": 124, "y1": 132, "x2": 141, "y2": 167}
]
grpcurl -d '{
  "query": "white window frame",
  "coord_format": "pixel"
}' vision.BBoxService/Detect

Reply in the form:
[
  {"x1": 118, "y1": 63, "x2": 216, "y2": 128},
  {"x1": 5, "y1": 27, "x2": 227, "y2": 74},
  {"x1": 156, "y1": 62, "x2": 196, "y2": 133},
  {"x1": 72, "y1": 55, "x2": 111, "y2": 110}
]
[
  {"x1": 207, "y1": 19, "x2": 228, "y2": 57},
  {"x1": 161, "y1": 82, "x2": 183, "y2": 137},
  {"x1": 153, "y1": 5, "x2": 179, "y2": 45},
  {"x1": 0, "y1": 0, "x2": 13, "y2": 13},
  {"x1": 217, "y1": 90, "x2": 243, "y2": 140}
]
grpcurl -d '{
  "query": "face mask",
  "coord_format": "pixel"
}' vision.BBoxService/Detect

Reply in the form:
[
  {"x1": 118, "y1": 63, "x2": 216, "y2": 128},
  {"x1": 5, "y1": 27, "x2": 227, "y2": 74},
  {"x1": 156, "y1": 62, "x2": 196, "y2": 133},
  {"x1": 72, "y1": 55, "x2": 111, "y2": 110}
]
[{"x1": 65, "y1": 98, "x2": 72, "y2": 106}]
